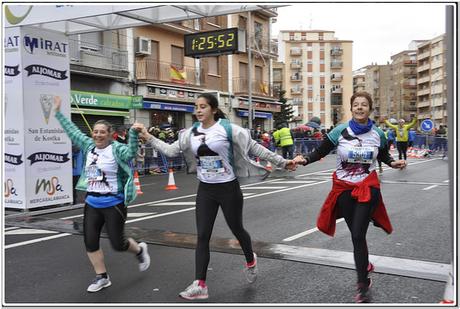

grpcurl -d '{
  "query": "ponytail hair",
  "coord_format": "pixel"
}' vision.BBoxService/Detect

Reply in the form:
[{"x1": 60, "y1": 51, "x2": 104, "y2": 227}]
[{"x1": 197, "y1": 93, "x2": 227, "y2": 121}]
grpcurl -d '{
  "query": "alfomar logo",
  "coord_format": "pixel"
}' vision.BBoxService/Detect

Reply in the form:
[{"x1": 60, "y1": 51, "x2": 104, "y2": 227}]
[
  {"x1": 5, "y1": 5, "x2": 33, "y2": 25},
  {"x1": 23, "y1": 34, "x2": 68, "y2": 57},
  {"x1": 5, "y1": 153, "x2": 23, "y2": 165},
  {"x1": 5, "y1": 65, "x2": 20, "y2": 76},
  {"x1": 5, "y1": 179, "x2": 18, "y2": 197},
  {"x1": 27, "y1": 152, "x2": 70, "y2": 165},
  {"x1": 24, "y1": 64, "x2": 68, "y2": 80},
  {"x1": 36, "y1": 176, "x2": 64, "y2": 196}
]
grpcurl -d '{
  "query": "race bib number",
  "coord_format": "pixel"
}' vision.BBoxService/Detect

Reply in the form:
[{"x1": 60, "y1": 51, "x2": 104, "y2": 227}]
[
  {"x1": 199, "y1": 156, "x2": 225, "y2": 174},
  {"x1": 86, "y1": 164, "x2": 103, "y2": 181},
  {"x1": 347, "y1": 146, "x2": 374, "y2": 164}
]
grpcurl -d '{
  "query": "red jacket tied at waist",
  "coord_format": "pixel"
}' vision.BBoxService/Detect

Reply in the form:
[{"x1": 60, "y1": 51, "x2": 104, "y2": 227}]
[{"x1": 316, "y1": 171, "x2": 393, "y2": 236}]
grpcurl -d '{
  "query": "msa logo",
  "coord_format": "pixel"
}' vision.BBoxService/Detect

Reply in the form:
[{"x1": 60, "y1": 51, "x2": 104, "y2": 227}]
[
  {"x1": 23, "y1": 35, "x2": 68, "y2": 56},
  {"x1": 5, "y1": 179, "x2": 18, "y2": 197},
  {"x1": 5, "y1": 65, "x2": 20, "y2": 76},
  {"x1": 35, "y1": 177, "x2": 64, "y2": 196}
]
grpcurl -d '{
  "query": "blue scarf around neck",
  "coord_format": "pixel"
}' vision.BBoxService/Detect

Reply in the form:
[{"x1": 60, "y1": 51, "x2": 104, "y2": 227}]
[{"x1": 349, "y1": 118, "x2": 373, "y2": 135}]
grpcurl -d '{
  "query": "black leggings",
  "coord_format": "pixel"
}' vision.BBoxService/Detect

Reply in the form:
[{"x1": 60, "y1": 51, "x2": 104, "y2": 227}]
[
  {"x1": 337, "y1": 188, "x2": 380, "y2": 284},
  {"x1": 195, "y1": 179, "x2": 254, "y2": 280},
  {"x1": 83, "y1": 202, "x2": 129, "y2": 252},
  {"x1": 396, "y1": 141, "x2": 408, "y2": 160}
]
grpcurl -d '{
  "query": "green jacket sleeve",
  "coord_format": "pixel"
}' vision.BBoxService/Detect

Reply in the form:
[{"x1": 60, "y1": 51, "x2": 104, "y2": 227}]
[
  {"x1": 405, "y1": 118, "x2": 417, "y2": 129},
  {"x1": 55, "y1": 111, "x2": 93, "y2": 152},
  {"x1": 114, "y1": 128, "x2": 139, "y2": 162},
  {"x1": 384, "y1": 120, "x2": 398, "y2": 131}
]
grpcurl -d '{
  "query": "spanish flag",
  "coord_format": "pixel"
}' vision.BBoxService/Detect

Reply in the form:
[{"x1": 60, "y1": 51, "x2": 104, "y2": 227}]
[{"x1": 170, "y1": 65, "x2": 187, "y2": 84}]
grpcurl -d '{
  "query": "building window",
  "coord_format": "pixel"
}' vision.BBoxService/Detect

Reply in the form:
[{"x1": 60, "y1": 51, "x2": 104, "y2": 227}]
[
  {"x1": 80, "y1": 31, "x2": 103, "y2": 51},
  {"x1": 208, "y1": 57, "x2": 220, "y2": 75},
  {"x1": 171, "y1": 46, "x2": 184, "y2": 69},
  {"x1": 320, "y1": 84, "x2": 325, "y2": 90},
  {"x1": 255, "y1": 65, "x2": 263, "y2": 82},
  {"x1": 206, "y1": 16, "x2": 219, "y2": 26},
  {"x1": 254, "y1": 22, "x2": 263, "y2": 48}
]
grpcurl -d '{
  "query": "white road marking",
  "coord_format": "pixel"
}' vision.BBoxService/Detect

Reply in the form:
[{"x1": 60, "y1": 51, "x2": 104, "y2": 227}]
[
  {"x1": 5, "y1": 227, "x2": 20, "y2": 231},
  {"x1": 154, "y1": 202, "x2": 196, "y2": 206},
  {"x1": 5, "y1": 233, "x2": 71, "y2": 249},
  {"x1": 381, "y1": 180, "x2": 448, "y2": 186},
  {"x1": 128, "y1": 212, "x2": 157, "y2": 218},
  {"x1": 5, "y1": 228, "x2": 58, "y2": 235},
  {"x1": 443, "y1": 179, "x2": 449, "y2": 183},
  {"x1": 283, "y1": 219, "x2": 345, "y2": 242},
  {"x1": 243, "y1": 193, "x2": 256, "y2": 196},
  {"x1": 244, "y1": 180, "x2": 330, "y2": 200},
  {"x1": 241, "y1": 186, "x2": 287, "y2": 190},
  {"x1": 422, "y1": 185, "x2": 439, "y2": 191},
  {"x1": 270, "y1": 180, "x2": 316, "y2": 184},
  {"x1": 125, "y1": 207, "x2": 196, "y2": 223}
]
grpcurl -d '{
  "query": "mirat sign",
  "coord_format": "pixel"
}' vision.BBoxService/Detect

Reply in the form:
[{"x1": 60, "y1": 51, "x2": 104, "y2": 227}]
[{"x1": 23, "y1": 34, "x2": 68, "y2": 56}]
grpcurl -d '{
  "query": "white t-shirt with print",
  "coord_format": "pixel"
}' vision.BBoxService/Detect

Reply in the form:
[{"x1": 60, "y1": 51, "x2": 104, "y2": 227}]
[
  {"x1": 190, "y1": 120, "x2": 236, "y2": 184},
  {"x1": 85, "y1": 145, "x2": 119, "y2": 193}
]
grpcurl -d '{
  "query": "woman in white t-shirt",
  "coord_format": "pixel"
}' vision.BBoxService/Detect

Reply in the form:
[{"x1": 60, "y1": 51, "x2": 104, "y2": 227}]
[{"x1": 134, "y1": 93, "x2": 296, "y2": 300}]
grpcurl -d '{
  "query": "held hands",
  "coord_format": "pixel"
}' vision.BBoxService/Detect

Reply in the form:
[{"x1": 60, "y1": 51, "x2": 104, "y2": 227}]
[
  {"x1": 293, "y1": 155, "x2": 308, "y2": 166},
  {"x1": 284, "y1": 160, "x2": 297, "y2": 171},
  {"x1": 131, "y1": 122, "x2": 148, "y2": 141},
  {"x1": 390, "y1": 160, "x2": 406, "y2": 170}
]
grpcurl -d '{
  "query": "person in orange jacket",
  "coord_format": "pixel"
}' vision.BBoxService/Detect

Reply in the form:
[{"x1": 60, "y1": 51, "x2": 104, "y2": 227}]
[{"x1": 294, "y1": 91, "x2": 405, "y2": 303}]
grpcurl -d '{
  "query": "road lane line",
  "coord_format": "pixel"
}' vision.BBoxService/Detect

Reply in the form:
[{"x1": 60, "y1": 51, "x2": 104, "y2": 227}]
[
  {"x1": 271, "y1": 180, "x2": 316, "y2": 184},
  {"x1": 244, "y1": 180, "x2": 330, "y2": 200},
  {"x1": 422, "y1": 185, "x2": 439, "y2": 190},
  {"x1": 5, "y1": 229, "x2": 58, "y2": 235},
  {"x1": 381, "y1": 180, "x2": 448, "y2": 186},
  {"x1": 126, "y1": 207, "x2": 196, "y2": 223},
  {"x1": 283, "y1": 219, "x2": 345, "y2": 242},
  {"x1": 241, "y1": 186, "x2": 287, "y2": 190},
  {"x1": 443, "y1": 179, "x2": 449, "y2": 183},
  {"x1": 154, "y1": 202, "x2": 196, "y2": 206},
  {"x1": 5, "y1": 233, "x2": 71, "y2": 249},
  {"x1": 5, "y1": 227, "x2": 20, "y2": 231}
]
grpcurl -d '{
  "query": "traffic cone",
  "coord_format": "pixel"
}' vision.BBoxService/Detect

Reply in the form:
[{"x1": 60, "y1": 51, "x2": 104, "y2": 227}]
[
  {"x1": 133, "y1": 170, "x2": 143, "y2": 195},
  {"x1": 165, "y1": 168, "x2": 178, "y2": 190},
  {"x1": 266, "y1": 161, "x2": 273, "y2": 171}
]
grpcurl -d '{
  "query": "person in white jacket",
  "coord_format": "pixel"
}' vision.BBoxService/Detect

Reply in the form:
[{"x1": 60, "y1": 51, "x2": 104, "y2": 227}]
[{"x1": 133, "y1": 93, "x2": 296, "y2": 300}]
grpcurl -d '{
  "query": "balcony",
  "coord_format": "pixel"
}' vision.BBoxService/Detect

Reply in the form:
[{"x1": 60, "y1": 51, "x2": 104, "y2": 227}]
[
  {"x1": 404, "y1": 59, "x2": 417, "y2": 66},
  {"x1": 331, "y1": 87, "x2": 343, "y2": 94},
  {"x1": 69, "y1": 40, "x2": 128, "y2": 77},
  {"x1": 331, "y1": 94, "x2": 343, "y2": 105},
  {"x1": 330, "y1": 47, "x2": 343, "y2": 56},
  {"x1": 232, "y1": 78, "x2": 272, "y2": 97},
  {"x1": 331, "y1": 61, "x2": 343, "y2": 68},
  {"x1": 403, "y1": 69, "x2": 417, "y2": 77},
  {"x1": 290, "y1": 48, "x2": 302, "y2": 56},
  {"x1": 417, "y1": 63, "x2": 430, "y2": 73},
  {"x1": 403, "y1": 82, "x2": 417, "y2": 89},
  {"x1": 290, "y1": 87, "x2": 303, "y2": 95},
  {"x1": 418, "y1": 75, "x2": 431, "y2": 84},
  {"x1": 431, "y1": 59, "x2": 443, "y2": 69},
  {"x1": 290, "y1": 74, "x2": 302, "y2": 81},
  {"x1": 292, "y1": 99, "x2": 303, "y2": 105},
  {"x1": 290, "y1": 62, "x2": 302, "y2": 69},
  {"x1": 417, "y1": 101, "x2": 430, "y2": 108},
  {"x1": 417, "y1": 88, "x2": 430, "y2": 96},
  {"x1": 136, "y1": 59, "x2": 206, "y2": 88},
  {"x1": 331, "y1": 74, "x2": 343, "y2": 81},
  {"x1": 417, "y1": 50, "x2": 430, "y2": 60},
  {"x1": 417, "y1": 113, "x2": 431, "y2": 119},
  {"x1": 404, "y1": 106, "x2": 417, "y2": 112}
]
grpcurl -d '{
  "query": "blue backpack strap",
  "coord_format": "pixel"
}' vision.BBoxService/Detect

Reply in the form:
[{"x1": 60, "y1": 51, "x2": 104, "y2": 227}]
[{"x1": 219, "y1": 119, "x2": 235, "y2": 168}]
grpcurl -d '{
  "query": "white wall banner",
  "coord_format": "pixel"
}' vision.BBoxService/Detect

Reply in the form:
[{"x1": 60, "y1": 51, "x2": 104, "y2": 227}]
[
  {"x1": 4, "y1": 27, "x2": 26, "y2": 209},
  {"x1": 4, "y1": 26, "x2": 72, "y2": 209}
]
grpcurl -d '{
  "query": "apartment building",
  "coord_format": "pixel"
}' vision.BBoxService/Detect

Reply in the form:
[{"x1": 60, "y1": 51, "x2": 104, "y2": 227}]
[
  {"x1": 352, "y1": 67, "x2": 366, "y2": 93},
  {"x1": 363, "y1": 64, "x2": 392, "y2": 123},
  {"x1": 278, "y1": 30, "x2": 353, "y2": 127},
  {"x1": 68, "y1": 30, "x2": 138, "y2": 134},
  {"x1": 390, "y1": 51, "x2": 418, "y2": 122},
  {"x1": 132, "y1": 8, "x2": 279, "y2": 131},
  {"x1": 416, "y1": 34, "x2": 447, "y2": 128}
]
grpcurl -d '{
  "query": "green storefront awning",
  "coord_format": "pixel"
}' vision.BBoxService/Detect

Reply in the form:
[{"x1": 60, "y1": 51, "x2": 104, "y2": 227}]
[{"x1": 71, "y1": 107, "x2": 130, "y2": 117}]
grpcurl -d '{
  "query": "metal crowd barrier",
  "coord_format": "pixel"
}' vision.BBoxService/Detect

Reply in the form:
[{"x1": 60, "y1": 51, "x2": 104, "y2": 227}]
[{"x1": 135, "y1": 134, "x2": 449, "y2": 175}]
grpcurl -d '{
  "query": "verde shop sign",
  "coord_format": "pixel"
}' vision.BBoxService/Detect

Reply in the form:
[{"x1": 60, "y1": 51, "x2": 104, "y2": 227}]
[{"x1": 70, "y1": 90, "x2": 143, "y2": 109}]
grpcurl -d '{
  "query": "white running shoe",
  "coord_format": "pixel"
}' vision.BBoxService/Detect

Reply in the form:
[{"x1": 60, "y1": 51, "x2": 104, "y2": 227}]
[
  {"x1": 179, "y1": 280, "x2": 209, "y2": 300},
  {"x1": 244, "y1": 253, "x2": 258, "y2": 283},
  {"x1": 87, "y1": 275, "x2": 111, "y2": 293},
  {"x1": 137, "y1": 242, "x2": 150, "y2": 272}
]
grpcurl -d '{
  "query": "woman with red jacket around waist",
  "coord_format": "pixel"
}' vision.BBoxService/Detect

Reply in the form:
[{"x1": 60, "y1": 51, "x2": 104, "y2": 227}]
[{"x1": 294, "y1": 91, "x2": 406, "y2": 303}]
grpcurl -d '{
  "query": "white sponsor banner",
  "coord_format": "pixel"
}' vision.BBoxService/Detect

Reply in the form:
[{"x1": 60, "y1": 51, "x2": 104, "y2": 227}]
[
  {"x1": 4, "y1": 26, "x2": 73, "y2": 209},
  {"x1": 4, "y1": 27, "x2": 26, "y2": 209}
]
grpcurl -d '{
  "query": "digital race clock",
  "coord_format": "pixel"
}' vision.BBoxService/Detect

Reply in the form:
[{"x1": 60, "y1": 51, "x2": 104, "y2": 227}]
[{"x1": 184, "y1": 28, "x2": 246, "y2": 58}]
